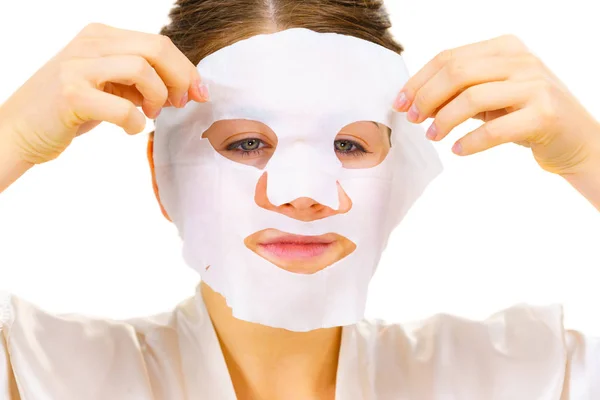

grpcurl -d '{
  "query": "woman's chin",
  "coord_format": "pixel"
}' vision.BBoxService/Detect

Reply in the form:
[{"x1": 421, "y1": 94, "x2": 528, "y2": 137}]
[{"x1": 244, "y1": 229, "x2": 356, "y2": 274}]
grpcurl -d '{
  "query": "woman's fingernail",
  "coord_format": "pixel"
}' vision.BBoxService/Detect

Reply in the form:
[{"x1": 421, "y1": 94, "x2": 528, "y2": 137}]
[
  {"x1": 407, "y1": 104, "x2": 420, "y2": 122},
  {"x1": 152, "y1": 108, "x2": 162, "y2": 119},
  {"x1": 426, "y1": 123, "x2": 437, "y2": 140},
  {"x1": 452, "y1": 141, "x2": 463, "y2": 155},
  {"x1": 180, "y1": 92, "x2": 189, "y2": 108},
  {"x1": 198, "y1": 83, "x2": 210, "y2": 102},
  {"x1": 394, "y1": 92, "x2": 408, "y2": 111}
]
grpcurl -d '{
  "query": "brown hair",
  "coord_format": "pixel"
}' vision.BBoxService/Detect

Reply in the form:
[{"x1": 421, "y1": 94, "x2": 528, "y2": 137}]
[{"x1": 159, "y1": 0, "x2": 403, "y2": 65}]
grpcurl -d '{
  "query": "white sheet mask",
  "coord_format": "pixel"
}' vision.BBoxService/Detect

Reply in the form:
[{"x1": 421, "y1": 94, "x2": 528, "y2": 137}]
[{"x1": 154, "y1": 28, "x2": 443, "y2": 331}]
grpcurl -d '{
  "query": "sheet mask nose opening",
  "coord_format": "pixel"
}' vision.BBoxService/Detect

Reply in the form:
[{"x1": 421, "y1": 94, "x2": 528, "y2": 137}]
[
  {"x1": 265, "y1": 167, "x2": 341, "y2": 210},
  {"x1": 264, "y1": 141, "x2": 341, "y2": 210}
]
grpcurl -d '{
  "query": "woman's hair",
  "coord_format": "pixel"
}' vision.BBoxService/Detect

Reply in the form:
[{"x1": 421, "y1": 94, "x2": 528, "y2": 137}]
[{"x1": 159, "y1": 0, "x2": 403, "y2": 65}]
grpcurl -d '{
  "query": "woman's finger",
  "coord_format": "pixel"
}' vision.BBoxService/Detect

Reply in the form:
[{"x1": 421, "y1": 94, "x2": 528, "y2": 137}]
[
  {"x1": 395, "y1": 34, "x2": 529, "y2": 112},
  {"x1": 407, "y1": 55, "x2": 532, "y2": 124},
  {"x1": 102, "y1": 84, "x2": 173, "y2": 110},
  {"x1": 70, "y1": 23, "x2": 206, "y2": 107},
  {"x1": 428, "y1": 80, "x2": 534, "y2": 141},
  {"x1": 67, "y1": 87, "x2": 147, "y2": 135},
  {"x1": 452, "y1": 107, "x2": 540, "y2": 156},
  {"x1": 79, "y1": 55, "x2": 169, "y2": 119},
  {"x1": 103, "y1": 83, "x2": 144, "y2": 107}
]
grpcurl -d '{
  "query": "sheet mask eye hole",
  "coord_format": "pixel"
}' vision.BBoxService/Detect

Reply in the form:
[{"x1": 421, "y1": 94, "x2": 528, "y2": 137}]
[
  {"x1": 202, "y1": 119, "x2": 278, "y2": 169},
  {"x1": 335, "y1": 121, "x2": 392, "y2": 169}
]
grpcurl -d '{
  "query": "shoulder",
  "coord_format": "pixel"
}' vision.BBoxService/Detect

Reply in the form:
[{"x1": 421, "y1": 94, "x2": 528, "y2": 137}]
[
  {"x1": 0, "y1": 290, "x2": 180, "y2": 346},
  {"x1": 342, "y1": 304, "x2": 598, "y2": 399},
  {"x1": 0, "y1": 290, "x2": 194, "y2": 399},
  {"x1": 353, "y1": 303, "x2": 565, "y2": 360}
]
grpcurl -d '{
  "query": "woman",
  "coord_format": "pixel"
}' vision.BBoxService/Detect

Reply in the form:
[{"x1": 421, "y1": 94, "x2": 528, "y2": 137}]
[{"x1": 1, "y1": 1, "x2": 599, "y2": 399}]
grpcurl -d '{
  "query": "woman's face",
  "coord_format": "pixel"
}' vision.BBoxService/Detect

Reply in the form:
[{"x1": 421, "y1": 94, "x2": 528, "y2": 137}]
[{"x1": 201, "y1": 119, "x2": 391, "y2": 274}]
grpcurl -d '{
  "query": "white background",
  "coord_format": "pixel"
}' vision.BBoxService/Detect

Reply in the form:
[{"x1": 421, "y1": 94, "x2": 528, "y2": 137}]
[{"x1": 1, "y1": 1, "x2": 599, "y2": 333}]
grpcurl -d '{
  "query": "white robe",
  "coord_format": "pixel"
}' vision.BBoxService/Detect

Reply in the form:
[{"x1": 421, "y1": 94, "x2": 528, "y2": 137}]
[{"x1": 0, "y1": 289, "x2": 598, "y2": 399}]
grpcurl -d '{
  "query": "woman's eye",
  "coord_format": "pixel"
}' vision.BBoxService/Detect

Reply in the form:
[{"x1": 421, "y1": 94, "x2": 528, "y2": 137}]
[
  {"x1": 334, "y1": 139, "x2": 367, "y2": 155},
  {"x1": 227, "y1": 138, "x2": 267, "y2": 153}
]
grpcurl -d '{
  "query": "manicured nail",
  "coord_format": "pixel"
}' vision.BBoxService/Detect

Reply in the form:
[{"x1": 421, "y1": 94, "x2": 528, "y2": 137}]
[
  {"x1": 198, "y1": 83, "x2": 210, "y2": 102},
  {"x1": 394, "y1": 91, "x2": 408, "y2": 111},
  {"x1": 426, "y1": 123, "x2": 437, "y2": 140},
  {"x1": 152, "y1": 108, "x2": 162, "y2": 119},
  {"x1": 179, "y1": 92, "x2": 189, "y2": 108},
  {"x1": 407, "y1": 104, "x2": 419, "y2": 122},
  {"x1": 452, "y1": 141, "x2": 463, "y2": 155}
]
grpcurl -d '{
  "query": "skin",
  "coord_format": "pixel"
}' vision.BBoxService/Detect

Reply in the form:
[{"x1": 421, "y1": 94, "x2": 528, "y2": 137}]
[{"x1": 0, "y1": 25, "x2": 599, "y2": 400}]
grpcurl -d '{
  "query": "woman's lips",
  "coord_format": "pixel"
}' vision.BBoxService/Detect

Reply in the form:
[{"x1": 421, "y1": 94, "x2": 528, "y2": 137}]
[
  {"x1": 244, "y1": 229, "x2": 356, "y2": 274},
  {"x1": 259, "y1": 234, "x2": 336, "y2": 260}
]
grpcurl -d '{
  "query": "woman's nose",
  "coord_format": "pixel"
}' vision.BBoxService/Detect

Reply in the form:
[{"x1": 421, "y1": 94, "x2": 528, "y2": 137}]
[{"x1": 254, "y1": 173, "x2": 352, "y2": 222}]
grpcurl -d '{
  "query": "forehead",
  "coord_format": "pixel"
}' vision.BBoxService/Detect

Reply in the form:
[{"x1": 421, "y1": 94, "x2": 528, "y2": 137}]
[{"x1": 197, "y1": 28, "x2": 406, "y2": 130}]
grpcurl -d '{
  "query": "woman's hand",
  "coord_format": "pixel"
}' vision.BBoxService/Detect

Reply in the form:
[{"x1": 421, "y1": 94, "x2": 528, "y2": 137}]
[
  {"x1": 394, "y1": 34, "x2": 600, "y2": 208},
  {"x1": 0, "y1": 23, "x2": 208, "y2": 167}
]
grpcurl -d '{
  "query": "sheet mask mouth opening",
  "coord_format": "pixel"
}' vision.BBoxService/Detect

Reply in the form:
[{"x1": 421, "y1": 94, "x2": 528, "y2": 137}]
[{"x1": 244, "y1": 229, "x2": 356, "y2": 274}]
